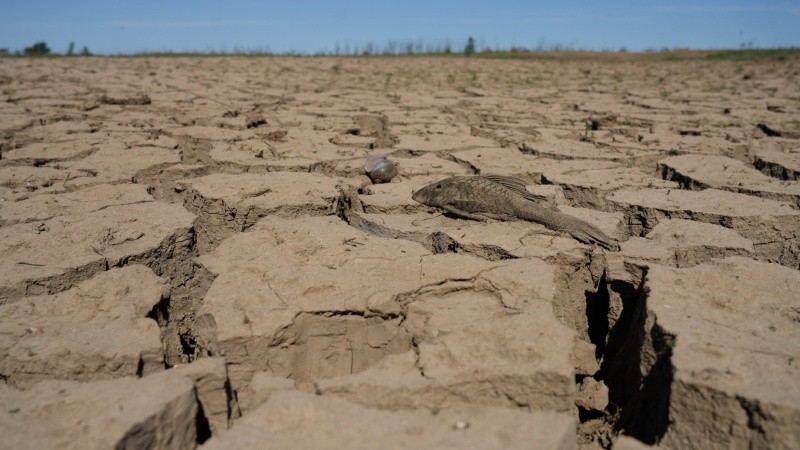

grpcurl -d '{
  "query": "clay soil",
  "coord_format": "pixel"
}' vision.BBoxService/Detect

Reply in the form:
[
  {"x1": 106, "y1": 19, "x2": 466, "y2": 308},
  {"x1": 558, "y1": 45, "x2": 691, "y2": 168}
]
[{"x1": 1, "y1": 53, "x2": 799, "y2": 449}]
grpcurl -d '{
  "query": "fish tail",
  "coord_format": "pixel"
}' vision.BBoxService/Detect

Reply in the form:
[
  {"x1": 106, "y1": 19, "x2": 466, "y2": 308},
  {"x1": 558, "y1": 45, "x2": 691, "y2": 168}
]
[{"x1": 519, "y1": 205, "x2": 621, "y2": 251}]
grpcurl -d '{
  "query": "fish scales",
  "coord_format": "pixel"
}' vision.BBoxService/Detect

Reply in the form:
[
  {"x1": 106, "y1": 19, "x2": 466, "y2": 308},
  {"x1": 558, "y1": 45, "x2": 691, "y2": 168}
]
[{"x1": 412, "y1": 175, "x2": 620, "y2": 251}]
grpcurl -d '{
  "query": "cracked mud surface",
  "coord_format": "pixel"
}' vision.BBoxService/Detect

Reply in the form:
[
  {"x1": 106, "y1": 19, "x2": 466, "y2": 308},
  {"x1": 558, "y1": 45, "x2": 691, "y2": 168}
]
[{"x1": 1, "y1": 55, "x2": 799, "y2": 449}]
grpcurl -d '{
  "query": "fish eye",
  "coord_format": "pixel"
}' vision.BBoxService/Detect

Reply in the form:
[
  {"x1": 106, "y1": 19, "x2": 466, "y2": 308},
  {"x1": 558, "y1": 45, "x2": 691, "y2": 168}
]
[{"x1": 436, "y1": 184, "x2": 442, "y2": 189}]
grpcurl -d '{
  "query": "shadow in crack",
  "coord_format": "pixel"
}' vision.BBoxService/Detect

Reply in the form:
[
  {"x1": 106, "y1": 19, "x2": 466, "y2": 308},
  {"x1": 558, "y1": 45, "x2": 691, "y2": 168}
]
[
  {"x1": 585, "y1": 272, "x2": 610, "y2": 359},
  {"x1": 599, "y1": 273, "x2": 673, "y2": 445},
  {"x1": 626, "y1": 323, "x2": 674, "y2": 444}
]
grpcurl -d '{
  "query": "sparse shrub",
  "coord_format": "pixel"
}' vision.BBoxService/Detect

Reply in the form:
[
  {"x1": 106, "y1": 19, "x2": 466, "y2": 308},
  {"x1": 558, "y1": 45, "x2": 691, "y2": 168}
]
[
  {"x1": 80, "y1": 46, "x2": 92, "y2": 56},
  {"x1": 24, "y1": 41, "x2": 50, "y2": 56}
]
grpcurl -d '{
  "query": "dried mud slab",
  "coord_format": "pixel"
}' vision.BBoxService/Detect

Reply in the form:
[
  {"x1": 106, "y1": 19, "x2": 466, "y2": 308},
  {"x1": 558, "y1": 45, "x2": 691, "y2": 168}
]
[
  {"x1": 179, "y1": 172, "x2": 342, "y2": 251},
  {"x1": 0, "y1": 266, "x2": 167, "y2": 388},
  {"x1": 543, "y1": 168, "x2": 677, "y2": 209},
  {"x1": 194, "y1": 216, "x2": 575, "y2": 413},
  {"x1": 611, "y1": 258, "x2": 800, "y2": 449},
  {"x1": 1, "y1": 141, "x2": 95, "y2": 164},
  {"x1": 450, "y1": 147, "x2": 620, "y2": 181},
  {"x1": 0, "y1": 200, "x2": 194, "y2": 302},
  {"x1": 317, "y1": 282, "x2": 576, "y2": 412},
  {"x1": 608, "y1": 188, "x2": 800, "y2": 268},
  {"x1": 658, "y1": 154, "x2": 800, "y2": 206},
  {"x1": 608, "y1": 219, "x2": 755, "y2": 274},
  {"x1": 522, "y1": 131, "x2": 657, "y2": 162},
  {"x1": 171, "y1": 357, "x2": 235, "y2": 435},
  {"x1": 0, "y1": 183, "x2": 153, "y2": 225},
  {"x1": 56, "y1": 144, "x2": 180, "y2": 187},
  {"x1": 0, "y1": 164, "x2": 87, "y2": 200},
  {"x1": 193, "y1": 215, "x2": 427, "y2": 392},
  {"x1": 237, "y1": 371, "x2": 295, "y2": 414},
  {"x1": 395, "y1": 126, "x2": 496, "y2": 153},
  {"x1": 0, "y1": 371, "x2": 197, "y2": 450},
  {"x1": 202, "y1": 391, "x2": 577, "y2": 450},
  {"x1": 643, "y1": 219, "x2": 754, "y2": 267},
  {"x1": 11, "y1": 120, "x2": 97, "y2": 146}
]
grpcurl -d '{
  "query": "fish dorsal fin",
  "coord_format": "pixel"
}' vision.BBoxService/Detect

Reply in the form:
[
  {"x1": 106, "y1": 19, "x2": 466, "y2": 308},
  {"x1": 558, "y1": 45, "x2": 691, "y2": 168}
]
[
  {"x1": 481, "y1": 175, "x2": 549, "y2": 203},
  {"x1": 482, "y1": 175, "x2": 529, "y2": 194}
]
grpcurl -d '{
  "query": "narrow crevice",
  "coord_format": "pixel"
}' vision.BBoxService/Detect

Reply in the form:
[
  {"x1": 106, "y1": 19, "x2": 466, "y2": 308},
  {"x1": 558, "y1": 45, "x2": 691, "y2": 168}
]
[
  {"x1": 596, "y1": 270, "x2": 674, "y2": 445},
  {"x1": 586, "y1": 272, "x2": 610, "y2": 359},
  {"x1": 194, "y1": 394, "x2": 213, "y2": 444},
  {"x1": 753, "y1": 155, "x2": 798, "y2": 181},
  {"x1": 658, "y1": 163, "x2": 709, "y2": 191},
  {"x1": 623, "y1": 323, "x2": 674, "y2": 444},
  {"x1": 136, "y1": 358, "x2": 145, "y2": 377},
  {"x1": 305, "y1": 309, "x2": 403, "y2": 321},
  {"x1": 164, "y1": 264, "x2": 218, "y2": 365}
]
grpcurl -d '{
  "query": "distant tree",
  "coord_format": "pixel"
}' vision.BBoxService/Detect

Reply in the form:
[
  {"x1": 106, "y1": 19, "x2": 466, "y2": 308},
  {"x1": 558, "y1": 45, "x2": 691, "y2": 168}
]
[
  {"x1": 80, "y1": 46, "x2": 92, "y2": 56},
  {"x1": 24, "y1": 41, "x2": 50, "y2": 56},
  {"x1": 0, "y1": 48, "x2": 9, "y2": 56},
  {"x1": 464, "y1": 37, "x2": 475, "y2": 57},
  {"x1": 66, "y1": 42, "x2": 75, "y2": 56}
]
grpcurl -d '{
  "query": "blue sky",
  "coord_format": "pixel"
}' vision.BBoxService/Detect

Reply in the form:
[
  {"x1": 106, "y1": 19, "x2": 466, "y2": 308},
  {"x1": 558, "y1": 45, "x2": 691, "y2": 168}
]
[{"x1": 1, "y1": 1, "x2": 799, "y2": 54}]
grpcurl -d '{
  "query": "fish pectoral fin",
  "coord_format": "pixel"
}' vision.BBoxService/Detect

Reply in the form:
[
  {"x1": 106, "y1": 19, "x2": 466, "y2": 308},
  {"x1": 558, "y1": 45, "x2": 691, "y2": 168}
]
[{"x1": 443, "y1": 205, "x2": 492, "y2": 222}]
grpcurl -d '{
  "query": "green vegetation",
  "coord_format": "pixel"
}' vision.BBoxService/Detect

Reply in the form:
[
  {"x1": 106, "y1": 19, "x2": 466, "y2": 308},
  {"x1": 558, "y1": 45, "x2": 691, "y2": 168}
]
[
  {"x1": 24, "y1": 41, "x2": 50, "y2": 56},
  {"x1": 704, "y1": 48, "x2": 798, "y2": 61}
]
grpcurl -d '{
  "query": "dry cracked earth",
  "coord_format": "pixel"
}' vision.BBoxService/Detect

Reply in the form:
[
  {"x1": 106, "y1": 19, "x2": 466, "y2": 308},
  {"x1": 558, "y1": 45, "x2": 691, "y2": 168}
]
[{"x1": 0, "y1": 54, "x2": 799, "y2": 450}]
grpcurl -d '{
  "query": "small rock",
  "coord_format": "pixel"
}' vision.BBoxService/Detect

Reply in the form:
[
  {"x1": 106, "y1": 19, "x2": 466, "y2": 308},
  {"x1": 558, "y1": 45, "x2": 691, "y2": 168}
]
[
  {"x1": 576, "y1": 377, "x2": 609, "y2": 412},
  {"x1": 573, "y1": 339, "x2": 601, "y2": 376},
  {"x1": 453, "y1": 420, "x2": 470, "y2": 430},
  {"x1": 363, "y1": 153, "x2": 398, "y2": 184}
]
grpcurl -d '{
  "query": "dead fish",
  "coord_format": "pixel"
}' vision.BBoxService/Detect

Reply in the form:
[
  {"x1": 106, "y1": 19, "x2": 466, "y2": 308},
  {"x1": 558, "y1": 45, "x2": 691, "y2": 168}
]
[{"x1": 412, "y1": 175, "x2": 620, "y2": 251}]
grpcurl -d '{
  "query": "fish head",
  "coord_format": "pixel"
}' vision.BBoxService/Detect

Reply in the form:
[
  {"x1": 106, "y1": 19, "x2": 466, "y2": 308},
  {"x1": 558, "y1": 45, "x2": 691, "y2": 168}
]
[{"x1": 412, "y1": 177, "x2": 463, "y2": 207}]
